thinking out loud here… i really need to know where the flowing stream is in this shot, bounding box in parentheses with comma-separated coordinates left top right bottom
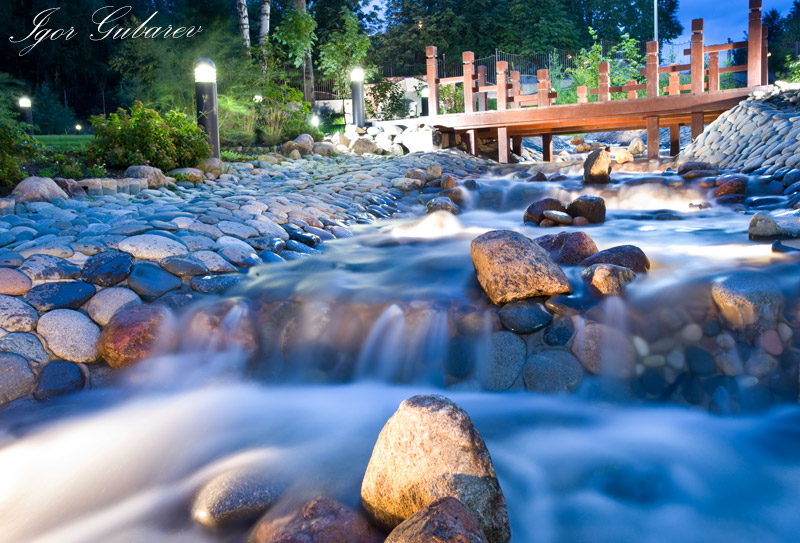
(1, 172, 800, 542)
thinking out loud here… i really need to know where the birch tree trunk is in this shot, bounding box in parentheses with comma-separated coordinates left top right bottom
(259, 0, 270, 44)
(294, 0, 315, 105)
(236, 0, 251, 56)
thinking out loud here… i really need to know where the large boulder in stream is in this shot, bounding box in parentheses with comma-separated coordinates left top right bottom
(361, 395, 510, 543)
(710, 272, 784, 330)
(385, 497, 488, 543)
(471, 230, 571, 305)
(97, 304, 176, 368)
(535, 231, 598, 266)
(578, 245, 650, 274)
(583, 148, 612, 184)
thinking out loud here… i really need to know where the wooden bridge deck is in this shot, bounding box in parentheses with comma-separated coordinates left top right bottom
(423, 0, 771, 163)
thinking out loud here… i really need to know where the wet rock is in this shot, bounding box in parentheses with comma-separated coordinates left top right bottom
(53, 177, 88, 198)
(628, 137, 645, 156)
(85, 287, 141, 326)
(250, 496, 383, 543)
(543, 317, 575, 346)
(81, 251, 134, 286)
(192, 250, 238, 273)
(542, 210, 572, 225)
(191, 467, 284, 529)
(362, 394, 509, 543)
(37, 309, 101, 363)
(578, 245, 650, 274)
(566, 195, 606, 223)
(24, 281, 95, 311)
(426, 197, 460, 214)
(97, 304, 176, 368)
(523, 349, 584, 393)
(190, 274, 243, 294)
(759, 329, 784, 356)
(385, 497, 488, 543)
(11, 177, 69, 203)
(583, 148, 612, 184)
(745, 350, 779, 377)
(352, 137, 381, 156)
(127, 262, 182, 301)
(0, 333, 49, 365)
(470, 230, 571, 305)
(677, 161, 718, 176)
(184, 300, 258, 353)
(0, 268, 31, 296)
(571, 322, 637, 378)
(393, 177, 424, 191)
(0, 353, 35, 405)
(523, 197, 565, 224)
(581, 264, 636, 296)
(480, 331, 527, 391)
(571, 135, 585, 145)
(748, 212, 800, 239)
(711, 272, 783, 330)
(18, 254, 81, 281)
(160, 255, 209, 277)
(535, 231, 598, 266)
(498, 300, 552, 334)
(0, 295, 38, 332)
(713, 177, 746, 197)
(118, 234, 188, 260)
(34, 360, 85, 400)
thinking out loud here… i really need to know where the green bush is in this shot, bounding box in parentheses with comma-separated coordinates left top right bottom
(366, 78, 409, 121)
(0, 120, 41, 185)
(88, 101, 209, 171)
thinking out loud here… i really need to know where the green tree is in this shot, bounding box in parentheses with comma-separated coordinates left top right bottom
(318, 7, 371, 109)
(502, 0, 580, 53)
(568, 29, 645, 99)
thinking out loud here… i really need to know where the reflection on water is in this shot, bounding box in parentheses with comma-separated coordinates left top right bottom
(1, 172, 799, 542)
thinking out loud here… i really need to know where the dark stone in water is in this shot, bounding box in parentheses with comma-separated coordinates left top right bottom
(545, 295, 586, 316)
(702, 320, 721, 337)
(747, 197, 784, 208)
(498, 300, 552, 334)
(716, 194, 746, 205)
(544, 317, 575, 346)
(34, 361, 85, 400)
(566, 195, 606, 223)
(686, 346, 715, 376)
(535, 231, 598, 266)
(446, 336, 477, 379)
(24, 281, 95, 311)
(190, 274, 243, 294)
(590, 464, 669, 505)
(160, 256, 209, 277)
(127, 262, 182, 301)
(578, 245, 650, 273)
(772, 240, 800, 253)
(258, 251, 285, 263)
(153, 291, 202, 311)
(285, 240, 321, 255)
(463, 179, 480, 190)
(81, 251, 134, 286)
(640, 369, 666, 396)
(681, 376, 706, 405)
(524, 197, 565, 224)
(248, 237, 286, 252)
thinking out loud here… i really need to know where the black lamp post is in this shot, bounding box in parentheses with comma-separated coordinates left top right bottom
(194, 58, 220, 159)
(351, 67, 365, 128)
(19, 96, 33, 136)
(421, 86, 429, 117)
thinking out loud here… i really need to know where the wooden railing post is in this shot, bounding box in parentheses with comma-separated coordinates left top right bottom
(477, 65, 488, 111)
(762, 24, 769, 85)
(577, 85, 588, 104)
(691, 19, 705, 95)
(646, 41, 659, 98)
(708, 52, 720, 91)
(463, 51, 475, 114)
(497, 61, 509, 111)
(669, 69, 680, 95)
(537, 69, 550, 108)
(626, 80, 638, 99)
(426, 46, 440, 117)
(598, 62, 610, 102)
(510, 71, 521, 109)
(748, 0, 763, 87)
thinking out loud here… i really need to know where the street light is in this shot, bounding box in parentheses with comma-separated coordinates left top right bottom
(420, 86, 429, 117)
(194, 58, 220, 159)
(19, 96, 33, 136)
(351, 66, 366, 128)
(310, 115, 320, 127)
(654, 0, 659, 45)
(75, 124, 82, 133)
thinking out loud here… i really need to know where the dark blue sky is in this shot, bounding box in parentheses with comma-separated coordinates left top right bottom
(676, 0, 795, 46)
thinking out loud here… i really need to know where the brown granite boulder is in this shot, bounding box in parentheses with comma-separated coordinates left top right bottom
(566, 195, 606, 223)
(583, 148, 612, 184)
(97, 305, 176, 368)
(581, 264, 636, 296)
(385, 497, 488, 543)
(11, 177, 69, 203)
(535, 231, 598, 266)
(523, 197, 566, 224)
(578, 245, 650, 274)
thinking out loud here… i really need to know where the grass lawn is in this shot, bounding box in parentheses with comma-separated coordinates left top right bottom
(35, 135, 94, 151)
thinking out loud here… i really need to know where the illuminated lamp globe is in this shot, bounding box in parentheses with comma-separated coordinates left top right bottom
(350, 67, 365, 83)
(194, 58, 217, 83)
(19, 96, 31, 108)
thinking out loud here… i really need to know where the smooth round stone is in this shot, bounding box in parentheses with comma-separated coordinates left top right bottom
(192, 250, 238, 273)
(98, 305, 176, 369)
(37, 309, 101, 363)
(681, 323, 704, 343)
(190, 274, 243, 294)
(745, 351, 778, 377)
(19, 241, 75, 259)
(127, 262, 182, 301)
(160, 256, 209, 277)
(685, 346, 716, 376)
(0, 352, 36, 405)
(18, 254, 81, 281)
(285, 240, 321, 255)
(0, 295, 38, 332)
(24, 281, 96, 312)
(218, 246, 262, 267)
(118, 234, 188, 260)
(217, 220, 259, 239)
(542, 210, 573, 225)
(778, 322, 793, 343)
(34, 361, 85, 400)
(247, 237, 286, 253)
(642, 354, 666, 368)
(191, 468, 284, 529)
(479, 331, 527, 391)
(258, 251, 285, 263)
(498, 300, 553, 334)
(0, 253, 23, 267)
(759, 329, 784, 356)
(214, 236, 254, 252)
(710, 272, 783, 330)
(85, 287, 142, 326)
(543, 317, 575, 346)
(177, 234, 216, 252)
(0, 268, 32, 295)
(0, 332, 49, 365)
(523, 349, 584, 393)
(81, 251, 135, 287)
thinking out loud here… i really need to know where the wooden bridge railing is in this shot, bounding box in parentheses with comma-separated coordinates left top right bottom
(423, 0, 767, 162)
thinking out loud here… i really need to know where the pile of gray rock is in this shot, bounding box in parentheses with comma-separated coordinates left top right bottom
(278, 124, 441, 160)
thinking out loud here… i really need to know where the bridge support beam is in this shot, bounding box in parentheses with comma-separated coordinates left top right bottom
(466, 130, 477, 156)
(542, 134, 553, 162)
(646, 116, 660, 159)
(691, 112, 705, 140)
(498, 127, 510, 163)
(512, 136, 523, 157)
(669, 125, 681, 156)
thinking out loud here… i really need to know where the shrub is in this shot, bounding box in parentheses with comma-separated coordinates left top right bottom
(0, 120, 41, 185)
(366, 78, 409, 121)
(439, 83, 465, 114)
(88, 101, 210, 171)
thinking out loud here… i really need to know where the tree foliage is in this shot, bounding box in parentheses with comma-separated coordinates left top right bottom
(318, 8, 371, 98)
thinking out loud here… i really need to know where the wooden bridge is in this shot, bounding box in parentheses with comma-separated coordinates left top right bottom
(424, 0, 772, 163)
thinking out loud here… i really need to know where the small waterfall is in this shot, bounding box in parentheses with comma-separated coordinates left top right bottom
(355, 304, 408, 381)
